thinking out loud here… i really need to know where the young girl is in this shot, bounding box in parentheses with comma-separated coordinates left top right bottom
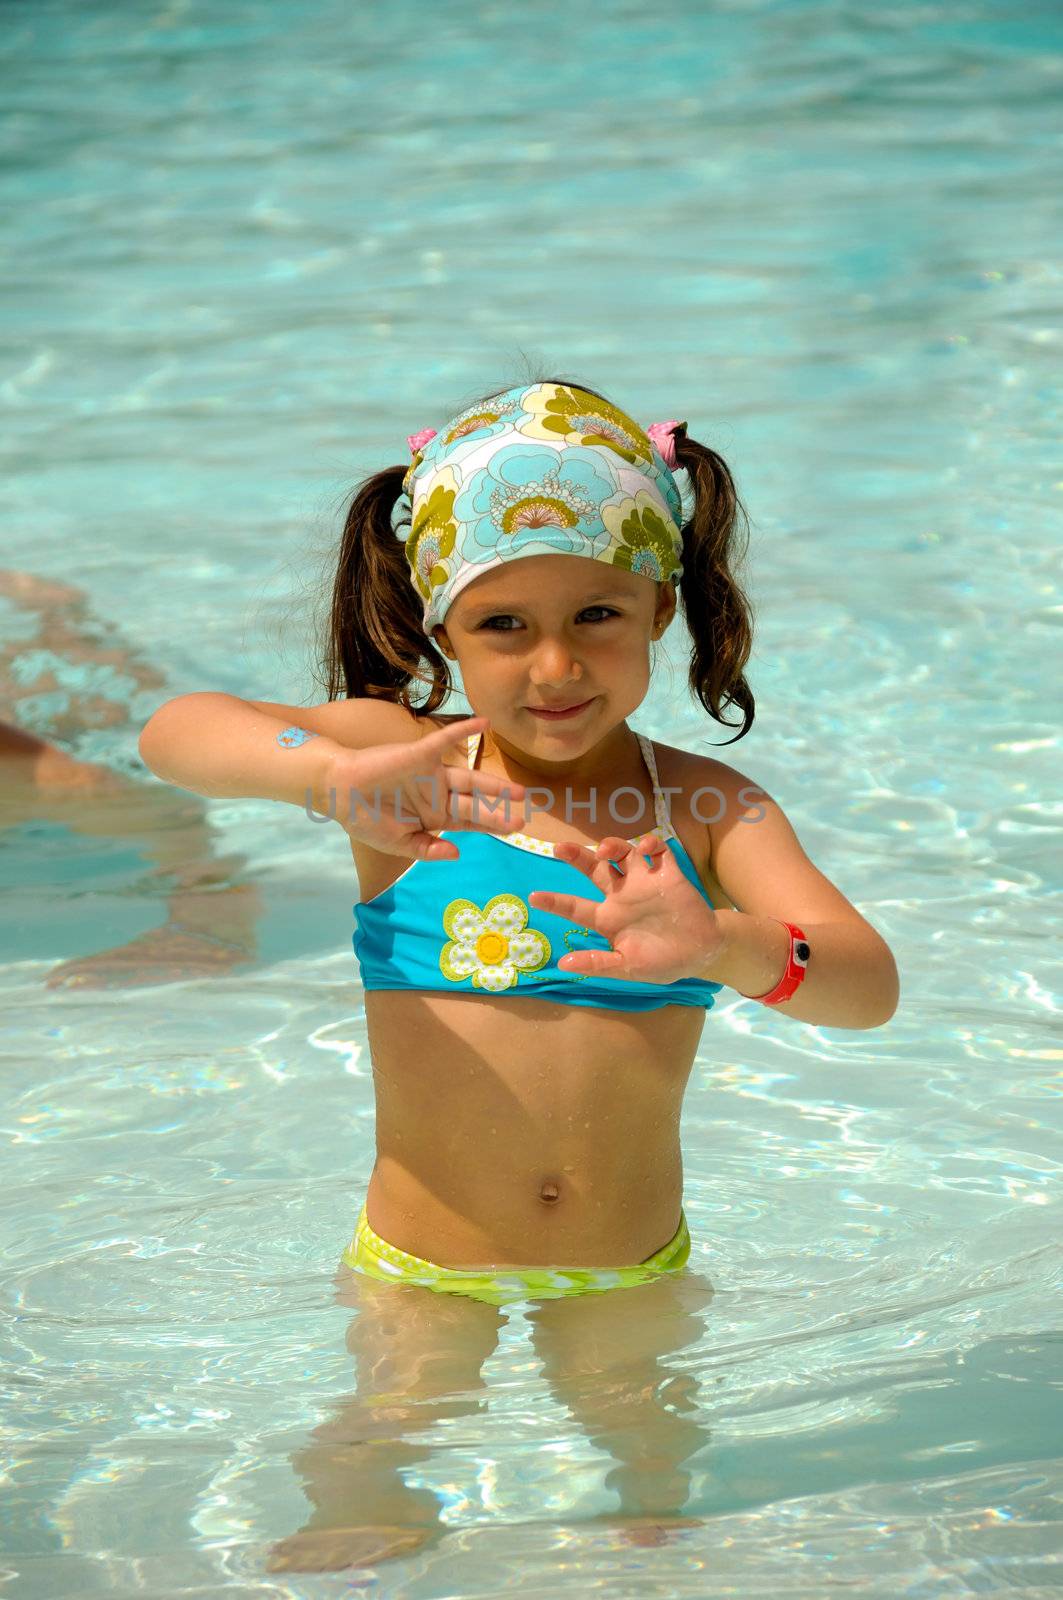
(140, 377, 899, 1308)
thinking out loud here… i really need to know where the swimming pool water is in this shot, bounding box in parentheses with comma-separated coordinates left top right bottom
(1, 0, 1061, 1594)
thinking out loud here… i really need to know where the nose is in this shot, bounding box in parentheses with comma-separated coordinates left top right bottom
(528, 636, 584, 688)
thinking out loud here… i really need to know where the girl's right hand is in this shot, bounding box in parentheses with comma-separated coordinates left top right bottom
(313, 715, 528, 861)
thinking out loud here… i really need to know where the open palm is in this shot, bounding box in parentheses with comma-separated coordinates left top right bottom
(528, 832, 723, 985)
(322, 715, 528, 862)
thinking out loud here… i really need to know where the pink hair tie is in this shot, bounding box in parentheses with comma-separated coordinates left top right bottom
(406, 426, 438, 455)
(645, 419, 686, 470)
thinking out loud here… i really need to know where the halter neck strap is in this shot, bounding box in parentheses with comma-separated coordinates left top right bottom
(464, 728, 676, 839)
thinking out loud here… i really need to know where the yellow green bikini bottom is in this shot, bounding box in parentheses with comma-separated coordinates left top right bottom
(341, 1203, 691, 1307)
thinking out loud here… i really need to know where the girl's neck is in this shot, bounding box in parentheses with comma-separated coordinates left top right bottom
(477, 720, 640, 791)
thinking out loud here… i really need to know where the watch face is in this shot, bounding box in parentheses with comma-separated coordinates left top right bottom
(795, 941, 810, 964)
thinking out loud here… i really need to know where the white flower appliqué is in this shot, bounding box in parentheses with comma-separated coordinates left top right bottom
(439, 893, 551, 992)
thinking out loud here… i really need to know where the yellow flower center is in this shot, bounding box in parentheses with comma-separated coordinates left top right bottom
(476, 931, 509, 965)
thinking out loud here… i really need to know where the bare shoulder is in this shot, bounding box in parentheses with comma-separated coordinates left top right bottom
(647, 735, 768, 826)
(654, 736, 863, 927)
(650, 736, 761, 792)
(662, 740, 777, 823)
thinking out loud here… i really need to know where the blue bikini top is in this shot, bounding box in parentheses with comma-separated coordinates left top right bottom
(352, 729, 724, 1014)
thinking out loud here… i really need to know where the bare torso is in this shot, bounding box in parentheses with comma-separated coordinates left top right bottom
(350, 713, 737, 1269)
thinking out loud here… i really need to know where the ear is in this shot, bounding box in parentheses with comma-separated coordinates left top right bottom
(652, 581, 677, 638)
(432, 625, 455, 659)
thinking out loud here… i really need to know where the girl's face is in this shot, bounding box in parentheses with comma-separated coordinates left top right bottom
(433, 555, 676, 756)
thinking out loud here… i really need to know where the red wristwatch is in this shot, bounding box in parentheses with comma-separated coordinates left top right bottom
(743, 921, 810, 1006)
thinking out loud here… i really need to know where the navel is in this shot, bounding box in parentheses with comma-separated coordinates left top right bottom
(538, 1178, 561, 1205)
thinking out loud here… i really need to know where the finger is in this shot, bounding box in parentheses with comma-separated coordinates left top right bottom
(635, 832, 668, 868)
(410, 831, 460, 861)
(409, 769, 525, 830)
(591, 838, 638, 886)
(401, 774, 452, 832)
(596, 836, 634, 859)
(388, 716, 502, 783)
(610, 832, 665, 857)
(527, 889, 602, 925)
(445, 767, 528, 802)
(557, 950, 627, 976)
(363, 816, 459, 859)
(418, 713, 488, 743)
(446, 792, 526, 832)
(416, 715, 496, 761)
(550, 839, 605, 878)
(437, 770, 528, 831)
(554, 838, 633, 889)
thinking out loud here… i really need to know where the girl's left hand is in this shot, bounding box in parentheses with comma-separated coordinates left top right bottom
(528, 833, 727, 985)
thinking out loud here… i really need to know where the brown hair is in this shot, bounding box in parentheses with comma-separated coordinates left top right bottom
(318, 374, 755, 743)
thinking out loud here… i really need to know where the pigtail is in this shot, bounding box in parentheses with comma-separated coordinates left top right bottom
(672, 427, 756, 744)
(322, 464, 452, 714)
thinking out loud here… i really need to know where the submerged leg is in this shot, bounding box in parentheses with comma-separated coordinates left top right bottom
(267, 1270, 505, 1574)
(0, 569, 262, 985)
(529, 1267, 715, 1539)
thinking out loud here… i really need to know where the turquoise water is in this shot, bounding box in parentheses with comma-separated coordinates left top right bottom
(2, 0, 1061, 1593)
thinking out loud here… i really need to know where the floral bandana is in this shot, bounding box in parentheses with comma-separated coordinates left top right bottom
(396, 382, 687, 632)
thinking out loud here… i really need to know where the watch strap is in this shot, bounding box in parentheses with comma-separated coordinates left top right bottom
(743, 921, 810, 1006)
